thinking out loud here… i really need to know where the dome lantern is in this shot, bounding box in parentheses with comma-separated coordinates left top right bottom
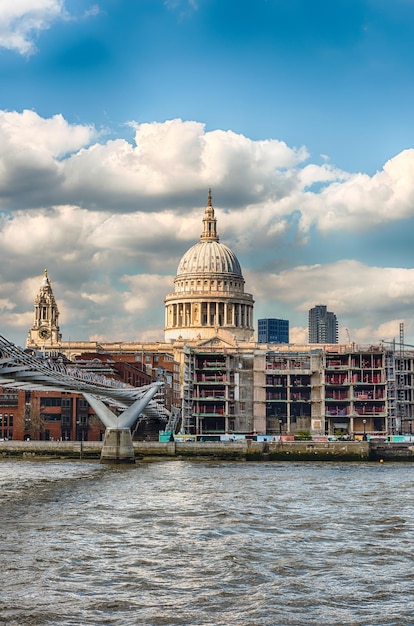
(200, 188, 219, 242)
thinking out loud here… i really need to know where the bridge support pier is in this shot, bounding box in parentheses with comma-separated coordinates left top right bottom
(83, 385, 162, 464)
(101, 428, 135, 464)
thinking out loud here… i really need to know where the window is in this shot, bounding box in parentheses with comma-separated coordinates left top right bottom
(43, 414, 61, 422)
(41, 398, 62, 407)
(0, 393, 18, 407)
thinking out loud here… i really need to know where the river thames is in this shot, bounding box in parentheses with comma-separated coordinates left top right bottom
(1, 459, 413, 625)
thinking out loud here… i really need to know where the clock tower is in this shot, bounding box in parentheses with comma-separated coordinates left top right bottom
(26, 269, 62, 349)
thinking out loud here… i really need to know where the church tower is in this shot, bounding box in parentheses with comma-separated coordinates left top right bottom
(26, 269, 62, 349)
(164, 191, 254, 343)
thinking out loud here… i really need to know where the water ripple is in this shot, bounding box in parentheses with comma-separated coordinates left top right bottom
(1, 460, 414, 625)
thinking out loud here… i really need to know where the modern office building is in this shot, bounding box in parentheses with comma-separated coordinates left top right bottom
(258, 318, 289, 344)
(308, 305, 338, 344)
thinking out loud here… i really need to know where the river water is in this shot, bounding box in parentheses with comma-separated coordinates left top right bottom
(0, 459, 413, 626)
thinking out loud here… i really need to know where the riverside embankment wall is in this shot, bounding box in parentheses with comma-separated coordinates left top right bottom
(0, 439, 374, 462)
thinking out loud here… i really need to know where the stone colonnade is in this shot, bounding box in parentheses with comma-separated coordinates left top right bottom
(165, 300, 253, 330)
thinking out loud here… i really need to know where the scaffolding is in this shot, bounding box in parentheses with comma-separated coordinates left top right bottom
(385, 343, 397, 434)
(182, 346, 195, 433)
(397, 322, 406, 434)
(382, 323, 414, 434)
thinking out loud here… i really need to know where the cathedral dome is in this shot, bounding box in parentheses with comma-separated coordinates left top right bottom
(175, 191, 243, 280)
(164, 190, 254, 344)
(176, 240, 242, 278)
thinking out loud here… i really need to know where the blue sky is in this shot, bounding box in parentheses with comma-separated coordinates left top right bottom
(1, 0, 414, 347)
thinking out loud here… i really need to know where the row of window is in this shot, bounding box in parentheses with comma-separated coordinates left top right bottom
(0, 394, 18, 407)
(0, 414, 14, 426)
(41, 398, 62, 407)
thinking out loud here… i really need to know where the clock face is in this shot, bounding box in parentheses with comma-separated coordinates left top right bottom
(39, 327, 51, 339)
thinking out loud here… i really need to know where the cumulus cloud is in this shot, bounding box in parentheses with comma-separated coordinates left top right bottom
(62, 272, 168, 343)
(0, 113, 310, 212)
(0, 1, 64, 55)
(62, 119, 307, 210)
(0, 110, 96, 209)
(299, 150, 414, 233)
(253, 259, 414, 314)
(251, 260, 414, 345)
(0, 1, 99, 55)
(1, 110, 414, 346)
(121, 274, 174, 313)
(2, 111, 414, 241)
(0, 109, 95, 156)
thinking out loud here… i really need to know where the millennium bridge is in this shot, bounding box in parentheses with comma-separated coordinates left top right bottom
(0, 335, 170, 463)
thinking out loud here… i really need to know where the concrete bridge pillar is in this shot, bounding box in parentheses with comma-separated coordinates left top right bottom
(100, 428, 135, 464)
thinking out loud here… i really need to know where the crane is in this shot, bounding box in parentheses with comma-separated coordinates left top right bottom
(380, 340, 414, 349)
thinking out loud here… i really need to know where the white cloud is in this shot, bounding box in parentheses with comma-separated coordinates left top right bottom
(0, 109, 95, 156)
(289, 326, 308, 344)
(299, 150, 414, 233)
(250, 260, 414, 344)
(122, 119, 307, 198)
(120, 274, 174, 313)
(2, 112, 414, 241)
(1, 110, 414, 347)
(0, 1, 100, 55)
(0, 0, 66, 55)
(253, 259, 414, 311)
(0, 113, 309, 210)
(0, 110, 96, 208)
